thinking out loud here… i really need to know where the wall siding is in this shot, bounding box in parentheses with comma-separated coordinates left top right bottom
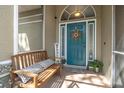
(45, 6, 56, 59)
(101, 6, 112, 83)
(0, 6, 14, 61)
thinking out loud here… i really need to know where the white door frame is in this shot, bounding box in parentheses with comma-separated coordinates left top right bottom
(59, 19, 96, 69)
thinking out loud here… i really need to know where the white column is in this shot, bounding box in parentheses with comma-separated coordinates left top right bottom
(13, 5, 18, 54)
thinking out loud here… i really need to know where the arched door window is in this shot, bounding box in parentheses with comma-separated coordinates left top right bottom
(60, 5, 96, 21)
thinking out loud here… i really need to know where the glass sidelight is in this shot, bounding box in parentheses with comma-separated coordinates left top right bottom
(88, 21, 95, 61)
(60, 24, 66, 58)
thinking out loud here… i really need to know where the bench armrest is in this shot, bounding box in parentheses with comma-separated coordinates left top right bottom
(12, 70, 38, 77)
(12, 70, 38, 87)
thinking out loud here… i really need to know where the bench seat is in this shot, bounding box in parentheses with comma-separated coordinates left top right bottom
(19, 64, 60, 88)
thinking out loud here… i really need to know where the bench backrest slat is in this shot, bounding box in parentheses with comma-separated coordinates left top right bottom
(11, 51, 48, 70)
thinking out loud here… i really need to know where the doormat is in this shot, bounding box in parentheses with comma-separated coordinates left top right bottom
(64, 67, 83, 73)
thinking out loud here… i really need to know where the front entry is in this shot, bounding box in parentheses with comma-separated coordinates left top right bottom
(58, 20, 95, 68)
(67, 22, 86, 66)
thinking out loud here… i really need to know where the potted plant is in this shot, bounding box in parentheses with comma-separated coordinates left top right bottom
(88, 61, 95, 71)
(93, 60, 103, 72)
(61, 58, 66, 64)
(88, 59, 103, 73)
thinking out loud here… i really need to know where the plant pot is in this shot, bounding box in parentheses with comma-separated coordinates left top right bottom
(95, 67, 99, 72)
(89, 66, 94, 71)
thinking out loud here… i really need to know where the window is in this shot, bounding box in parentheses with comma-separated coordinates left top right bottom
(18, 5, 44, 52)
(60, 5, 96, 21)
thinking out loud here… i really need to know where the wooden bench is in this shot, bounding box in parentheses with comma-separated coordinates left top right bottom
(11, 50, 61, 88)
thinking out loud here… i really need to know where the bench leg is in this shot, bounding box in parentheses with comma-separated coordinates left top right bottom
(56, 67, 62, 78)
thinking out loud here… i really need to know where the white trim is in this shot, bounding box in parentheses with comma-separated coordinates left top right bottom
(43, 5, 46, 50)
(86, 21, 88, 67)
(19, 13, 43, 20)
(93, 22, 95, 59)
(13, 5, 18, 54)
(60, 19, 96, 24)
(19, 20, 42, 25)
(65, 23, 67, 64)
(111, 5, 115, 87)
(94, 19, 97, 59)
(60, 17, 96, 24)
(113, 51, 124, 55)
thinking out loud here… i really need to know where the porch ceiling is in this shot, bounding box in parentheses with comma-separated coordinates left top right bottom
(19, 5, 42, 13)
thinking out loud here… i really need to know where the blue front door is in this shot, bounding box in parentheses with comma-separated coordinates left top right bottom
(67, 22, 86, 66)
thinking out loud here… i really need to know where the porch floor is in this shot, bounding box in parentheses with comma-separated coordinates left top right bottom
(43, 67, 111, 88)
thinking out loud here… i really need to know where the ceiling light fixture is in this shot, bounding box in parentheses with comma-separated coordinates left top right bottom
(74, 12, 81, 17)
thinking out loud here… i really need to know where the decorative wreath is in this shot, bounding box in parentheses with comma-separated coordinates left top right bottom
(72, 29, 80, 40)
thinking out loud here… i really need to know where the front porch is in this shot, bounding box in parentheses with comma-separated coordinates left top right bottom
(0, 5, 113, 88)
(43, 67, 110, 88)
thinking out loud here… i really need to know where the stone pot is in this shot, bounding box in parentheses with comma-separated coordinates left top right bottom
(95, 67, 99, 72)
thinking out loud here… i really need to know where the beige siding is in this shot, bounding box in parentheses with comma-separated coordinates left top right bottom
(94, 6, 102, 60)
(0, 6, 14, 61)
(101, 6, 112, 82)
(56, 5, 66, 42)
(45, 5, 56, 59)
